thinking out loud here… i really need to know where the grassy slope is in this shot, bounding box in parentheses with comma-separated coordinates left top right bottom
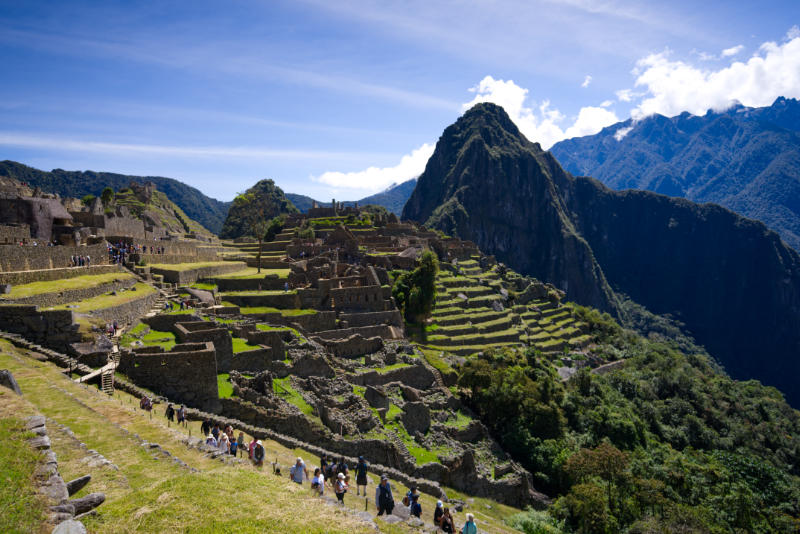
(147, 261, 239, 271)
(0, 341, 521, 533)
(5, 272, 135, 299)
(52, 283, 156, 313)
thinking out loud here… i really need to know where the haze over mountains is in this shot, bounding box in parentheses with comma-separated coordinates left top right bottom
(403, 102, 800, 406)
(551, 97, 800, 250)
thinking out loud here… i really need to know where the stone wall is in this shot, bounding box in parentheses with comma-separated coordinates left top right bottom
(338, 310, 403, 328)
(174, 321, 234, 372)
(0, 265, 121, 285)
(228, 348, 273, 373)
(141, 313, 203, 332)
(222, 292, 301, 309)
(83, 288, 158, 326)
(312, 333, 384, 358)
(2, 276, 136, 308)
(214, 276, 286, 292)
(0, 223, 30, 244)
(0, 243, 109, 272)
(117, 342, 221, 413)
(0, 305, 81, 349)
(313, 324, 396, 341)
(330, 285, 391, 312)
(149, 262, 244, 284)
(349, 363, 437, 390)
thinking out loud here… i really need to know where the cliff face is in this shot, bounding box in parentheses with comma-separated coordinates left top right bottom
(550, 97, 800, 250)
(403, 102, 800, 405)
(404, 103, 618, 313)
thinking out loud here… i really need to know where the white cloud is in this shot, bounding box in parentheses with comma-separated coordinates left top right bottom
(581, 75, 593, 88)
(0, 132, 376, 161)
(614, 126, 633, 141)
(462, 76, 619, 147)
(616, 88, 635, 102)
(314, 143, 434, 192)
(787, 25, 800, 40)
(627, 31, 800, 119)
(721, 45, 744, 57)
(600, 100, 614, 108)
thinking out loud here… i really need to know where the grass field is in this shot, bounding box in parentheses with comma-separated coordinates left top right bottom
(0, 341, 524, 534)
(214, 268, 291, 279)
(4, 272, 135, 299)
(148, 261, 243, 272)
(52, 283, 156, 313)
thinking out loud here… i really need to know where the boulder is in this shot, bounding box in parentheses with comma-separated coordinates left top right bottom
(400, 385, 421, 402)
(67, 493, 105, 515)
(0, 283, 11, 294)
(364, 385, 389, 410)
(0, 369, 21, 395)
(52, 519, 87, 534)
(291, 353, 335, 378)
(401, 402, 431, 435)
(66, 475, 91, 497)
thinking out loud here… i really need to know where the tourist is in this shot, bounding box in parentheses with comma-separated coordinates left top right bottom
(248, 436, 257, 459)
(290, 457, 308, 484)
(441, 507, 455, 533)
(177, 405, 186, 427)
(460, 513, 477, 534)
(335, 472, 348, 504)
(229, 436, 238, 456)
(434, 500, 444, 527)
(253, 440, 265, 466)
(165, 403, 175, 422)
(284, 281, 289, 292)
(311, 467, 325, 496)
(211, 423, 220, 440)
(410, 494, 422, 518)
(336, 456, 349, 479)
(375, 475, 394, 516)
(206, 434, 217, 448)
(236, 432, 245, 457)
(218, 433, 230, 454)
(224, 424, 234, 439)
(86, 255, 90, 266)
(320, 454, 329, 475)
(354, 455, 368, 496)
(200, 419, 211, 437)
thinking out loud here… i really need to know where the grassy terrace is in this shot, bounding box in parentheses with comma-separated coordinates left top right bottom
(220, 290, 297, 296)
(52, 283, 156, 313)
(147, 261, 242, 271)
(3, 272, 135, 299)
(0, 343, 384, 534)
(231, 337, 261, 353)
(214, 268, 291, 279)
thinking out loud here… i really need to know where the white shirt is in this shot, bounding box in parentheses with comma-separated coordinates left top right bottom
(312, 474, 325, 494)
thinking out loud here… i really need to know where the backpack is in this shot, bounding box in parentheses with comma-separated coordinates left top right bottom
(402, 495, 410, 506)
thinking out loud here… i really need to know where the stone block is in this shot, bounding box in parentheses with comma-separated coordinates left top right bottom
(364, 385, 389, 410)
(401, 402, 431, 435)
(0, 370, 22, 395)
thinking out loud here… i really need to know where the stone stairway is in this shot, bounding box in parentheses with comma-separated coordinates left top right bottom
(100, 368, 114, 395)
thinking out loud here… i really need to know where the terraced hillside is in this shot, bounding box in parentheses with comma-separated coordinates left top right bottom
(423, 259, 592, 357)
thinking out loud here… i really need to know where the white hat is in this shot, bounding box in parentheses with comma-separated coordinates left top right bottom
(337, 473, 345, 479)
(296, 457, 303, 463)
(256, 440, 263, 446)
(437, 500, 443, 508)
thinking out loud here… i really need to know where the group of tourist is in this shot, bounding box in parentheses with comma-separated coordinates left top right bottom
(164, 403, 187, 427)
(139, 395, 153, 411)
(70, 254, 91, 267)
(201, 420, 246, 457)
(105, 321, 119, 337)
(190, 417, 478, 532)
(106, 241, 171, 265)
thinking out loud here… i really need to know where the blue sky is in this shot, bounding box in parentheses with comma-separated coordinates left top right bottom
(0, 1, 798, 201)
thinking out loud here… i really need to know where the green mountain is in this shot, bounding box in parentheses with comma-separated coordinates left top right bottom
(0, 160, 231, 235)
(219, 179, 298, 239)
(550, 97, 800, 250)
(286, 179, 417, 215)
(403, 102, 800, 407)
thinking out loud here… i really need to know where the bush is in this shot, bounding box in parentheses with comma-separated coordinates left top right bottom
(506, 508, 566, 534)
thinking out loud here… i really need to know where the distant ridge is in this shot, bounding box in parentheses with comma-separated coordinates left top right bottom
(287, 179, 417, 215)
(0, 160, 231, 235)
(403, 101, 800, 406)
(551, 97, 800, 250)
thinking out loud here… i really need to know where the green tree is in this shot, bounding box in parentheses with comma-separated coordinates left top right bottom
(81, 194, 96, 206)
(100, 186, 115, 206)
(391, 250, 438, 323)
(565, 442, 629, 514)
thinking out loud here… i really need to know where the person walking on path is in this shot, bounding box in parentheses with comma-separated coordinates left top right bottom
(252, 440, 265, 466)
(355, 456, 368, 496)
(236, 432, 245, 457)
(176, 405, 186, 427)
(201, 419, 211, 437)
(375, 475, 394, 516)
(410, 494, 422, 518)
(311, 467, 326, 496)
(290, 457, 309, 484)
(460, 513, 478, 534)
(218, 433, 230, 454)
(441, 507, 456, 533)
(335, 473, 348, 504)
(165, 403, 175, 422)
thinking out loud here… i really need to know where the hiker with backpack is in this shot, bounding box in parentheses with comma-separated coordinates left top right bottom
(460, 513, 478, 534)
(375, 475, 394, 516)
(354, 456, 368, 496)
(410, 494, 422, 518)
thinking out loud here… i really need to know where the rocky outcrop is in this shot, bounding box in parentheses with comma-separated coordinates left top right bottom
(403, 102, 800, 406)
(0, 369, 21, 394)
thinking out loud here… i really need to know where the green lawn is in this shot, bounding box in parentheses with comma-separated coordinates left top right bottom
(52, 283, 156, 313)
(0, 413, 47, 533)
(214, 268, 291, 279)
(273, 377, 315, 418)
(5, 272, 135, 299)
(217, 373, 234, 398)
(231, 337, 261, 353)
